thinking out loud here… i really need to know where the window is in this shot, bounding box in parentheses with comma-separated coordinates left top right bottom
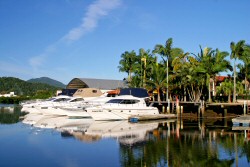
(106, 99, 123, 104)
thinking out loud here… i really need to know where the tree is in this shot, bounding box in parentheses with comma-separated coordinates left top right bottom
(239, 44, 250, 92)
(172, 51, 190, 101)
(191, 46, 215, 102)
(195, 47, 232, 102)
(217, 79, 233, 103)
(153, 38, 182, 100)
(138, 48, 155, 88)
(147, 61, 166, 104)
(118, 50, 137, 84)
(230, 40, 246, 102)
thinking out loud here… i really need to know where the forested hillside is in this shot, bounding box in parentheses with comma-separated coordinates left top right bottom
(27, 77, 66, 88)
(0, 77, 60, 97)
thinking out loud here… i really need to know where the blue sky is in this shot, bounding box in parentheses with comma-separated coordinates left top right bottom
(0, 0, 249, 84)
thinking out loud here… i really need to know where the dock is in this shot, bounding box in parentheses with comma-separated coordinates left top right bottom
(232, 115, 250, 126)
(129, 114, 176, 122)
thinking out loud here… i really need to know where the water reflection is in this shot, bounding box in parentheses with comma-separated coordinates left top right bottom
(0, 105, 23, 124)
(60, 120, 174, 146)
(1, 105, 250, 166)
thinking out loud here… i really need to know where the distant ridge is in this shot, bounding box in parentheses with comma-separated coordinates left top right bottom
(0, 77, 60, 96)
(27, 77, 66, 88)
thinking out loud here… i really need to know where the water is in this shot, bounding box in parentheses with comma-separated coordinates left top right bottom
(0, 105, 250, 167)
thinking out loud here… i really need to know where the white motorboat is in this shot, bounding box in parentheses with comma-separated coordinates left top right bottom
(21, 95, 73, 113)
(84, 95, 159, 121)
(36, 94, 116, 117)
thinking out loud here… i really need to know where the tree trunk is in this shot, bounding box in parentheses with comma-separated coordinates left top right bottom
(184, 87, 187, 102)
(157, 88, 161, 105)
(208, 75, 211, 102)
(228, 94, 231, 103)
(233, 61, 237, 102)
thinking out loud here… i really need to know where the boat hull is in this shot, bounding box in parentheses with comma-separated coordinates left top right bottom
(86, 107, 159, 121)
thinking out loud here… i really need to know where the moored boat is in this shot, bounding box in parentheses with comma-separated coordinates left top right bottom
(85, 95, 159, 121)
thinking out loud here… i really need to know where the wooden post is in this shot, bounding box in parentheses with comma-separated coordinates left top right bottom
(224, 108, 227, 117)
(244, 101, 247, 115)
(177, 106, 180, 116)
(162, 105, 165, 113)
(200, 100, 205, 118)
(224, 116, 228, 127)
(198, 105, 200, 119)
(180, 106, 183, 118)
(167, 99, 170, 113)
(167, 106, 170, 113)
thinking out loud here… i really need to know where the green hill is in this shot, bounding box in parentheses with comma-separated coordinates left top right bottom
(0, 77, 60, 97)
(27, 77, 66, 88)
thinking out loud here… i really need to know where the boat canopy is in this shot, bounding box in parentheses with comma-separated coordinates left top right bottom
(119, 88, 148, 98)
(73, 88, 103, 98)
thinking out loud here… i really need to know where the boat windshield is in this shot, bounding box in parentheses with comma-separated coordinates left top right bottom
(106, 99, 140, 104)
(46, 98, 56, 101)
(70, 98, 84, 102)
(54, 98, 71, 102)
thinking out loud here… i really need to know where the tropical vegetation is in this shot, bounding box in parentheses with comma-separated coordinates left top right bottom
(118, 38, 250, 102)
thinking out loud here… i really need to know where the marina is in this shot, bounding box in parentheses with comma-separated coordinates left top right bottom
(1, 0, 249, 166)
(1, 104, 250, 167)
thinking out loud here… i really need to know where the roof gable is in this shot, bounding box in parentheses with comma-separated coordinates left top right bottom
(67, 78, 127, 90)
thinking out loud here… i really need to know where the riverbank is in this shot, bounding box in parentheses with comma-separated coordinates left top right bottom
(0, 96, 30, 104)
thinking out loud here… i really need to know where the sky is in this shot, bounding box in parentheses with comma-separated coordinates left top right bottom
(0, 0, 250, 84)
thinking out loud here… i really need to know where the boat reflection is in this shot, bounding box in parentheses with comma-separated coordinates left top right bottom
(60, 120, 176, 146)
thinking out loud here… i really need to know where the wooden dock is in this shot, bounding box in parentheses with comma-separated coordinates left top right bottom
(129, 114, 176, 122)
(232, 115, 250, 126)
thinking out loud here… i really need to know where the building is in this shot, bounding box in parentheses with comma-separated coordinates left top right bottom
(59, 78, 127, 96)
(66, 78, 127, 92)
(0, 92, 16, 97)
(210, 76, 228, 96)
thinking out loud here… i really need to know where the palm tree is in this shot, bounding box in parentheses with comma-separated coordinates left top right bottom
(205, 49, 232, 102)
(138, 48, 155, 88)
(147, 61, 166, 104)
(191, 46, 215, 102)
(172, 51, 190, 101)
(153, 38, 182, 101)
(230, 40, 246, 102)
(217, 78, 234, 103)
(118, 50, 137, 84)
(240, 44, 250, 92)
(192, 47, 232, 102)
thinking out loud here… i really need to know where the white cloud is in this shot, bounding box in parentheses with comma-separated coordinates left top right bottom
(62, 0, 121, 42)
(28, 44, 57, 69)
(28, 0, 122, 71)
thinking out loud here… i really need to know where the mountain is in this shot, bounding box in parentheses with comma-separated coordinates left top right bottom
(0, 77, 59, 96)
(27, 77, 66, 88)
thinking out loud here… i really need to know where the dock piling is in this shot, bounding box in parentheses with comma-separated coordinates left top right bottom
(244, 101, 247, 115)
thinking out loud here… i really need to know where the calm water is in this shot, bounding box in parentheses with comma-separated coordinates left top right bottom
(0, 105, 250, 167)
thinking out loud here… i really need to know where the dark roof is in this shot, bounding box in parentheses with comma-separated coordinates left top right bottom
(67, 78, 127, 90)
